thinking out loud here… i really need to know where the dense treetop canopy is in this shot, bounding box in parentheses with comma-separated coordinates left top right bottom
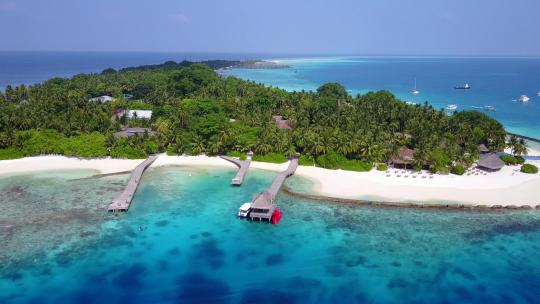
(0, 61, 507, 172)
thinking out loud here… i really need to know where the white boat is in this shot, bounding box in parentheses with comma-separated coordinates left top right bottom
(483, 105, 496, 111)
(537, 91, 540, 97)
(454, 83, 471, 90)
(519, 95, 530, 103)
(446, 104, 458, 110)
(405, 101, 417, 106)
(238, 202, 252, 217)
(411, 78, 419, 95)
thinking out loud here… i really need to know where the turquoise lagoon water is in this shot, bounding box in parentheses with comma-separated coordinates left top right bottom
(1, 166, 540, 303)
(221, 57, 540, 140)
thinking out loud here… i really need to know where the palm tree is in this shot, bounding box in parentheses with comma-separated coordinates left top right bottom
(513, 138, 528, 156)
(508, 135, 518, 154)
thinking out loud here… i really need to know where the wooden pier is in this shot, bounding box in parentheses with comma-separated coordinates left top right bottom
(108, 155, 158, 212)
(219, 152, 253, 186)
(249, 156, 299, 221)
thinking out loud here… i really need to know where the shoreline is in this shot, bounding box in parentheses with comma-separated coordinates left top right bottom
(1, 153, 539, 208)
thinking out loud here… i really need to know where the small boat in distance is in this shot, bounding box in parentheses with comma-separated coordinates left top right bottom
(519, 95, 530, 103)
(454, 83, 471, 90)
(411, 78, 419, 95)
(446, 104, 458, 110)
(483, 105, 496, 111)
(537, 91, 540, 97)
(405, 101, 417, 106)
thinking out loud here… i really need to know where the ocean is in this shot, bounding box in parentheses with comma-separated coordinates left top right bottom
(1, 167, 540, 303)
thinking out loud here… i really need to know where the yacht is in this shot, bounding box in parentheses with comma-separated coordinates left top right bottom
(537, 91, 540, 97)
(446, 104, 458, 111)
(454, 83, 471, 90)
(519, 95, 530, 103)
(411, 78, 419, 95)
(483, 105, 496, 111)
(405, 101, 417, 106)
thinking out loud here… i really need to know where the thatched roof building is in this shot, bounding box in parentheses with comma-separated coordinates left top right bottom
(389, 146, 415, 166)
(272, 115, 292, 129)
(477, 153, 504, 171)
(478, 144, 490, 154)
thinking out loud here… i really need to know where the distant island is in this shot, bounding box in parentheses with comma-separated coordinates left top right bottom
(233, 60, 292, 69)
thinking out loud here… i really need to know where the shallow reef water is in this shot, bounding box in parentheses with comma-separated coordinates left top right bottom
(1, 166, 540, 303)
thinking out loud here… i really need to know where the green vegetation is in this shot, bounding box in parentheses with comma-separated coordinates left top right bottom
(252, 153, 288, 164)
(299, 154, 315, 166)
(316, 152, 373, 172)
(521, 164, 538, 174)
(0, 148, 24, 160)
(500, 155, 525, 165)
(226, 150, 247, 160)
(507, 135, 528, 156)
(0, 61, 507, 169)
(376, 164, 388, 171)
(451, 164, 466, 175)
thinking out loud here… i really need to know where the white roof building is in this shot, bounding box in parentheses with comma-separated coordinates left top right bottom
(89, 95, 114, 103)
(127, 110, 152, 119)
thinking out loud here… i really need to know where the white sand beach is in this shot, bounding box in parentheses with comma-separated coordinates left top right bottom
(1, 150, 540, 207)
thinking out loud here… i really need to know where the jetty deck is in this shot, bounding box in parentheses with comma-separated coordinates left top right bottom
(249, 156, 299, 221)
(220, 152, 253, 186)
(108, 155, 158, 212)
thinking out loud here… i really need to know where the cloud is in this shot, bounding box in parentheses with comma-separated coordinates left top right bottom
(169, 13, 189, 24)
(0, 1, 16, 12)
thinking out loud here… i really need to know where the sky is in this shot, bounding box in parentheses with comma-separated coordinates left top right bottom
(0, 0, 539, 56)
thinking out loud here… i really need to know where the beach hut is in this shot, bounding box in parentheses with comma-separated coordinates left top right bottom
(272, 115, 292, 129)
(479, 144, 490, 154)
(389, 146, 415, 168)
(477, 153, 504, 171)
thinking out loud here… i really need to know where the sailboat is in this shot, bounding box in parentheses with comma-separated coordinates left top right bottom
(411, 78, 419, 95)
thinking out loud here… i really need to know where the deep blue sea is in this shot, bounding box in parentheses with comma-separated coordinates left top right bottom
(221, 56, 540, 140)
(1, 167, 540, 303)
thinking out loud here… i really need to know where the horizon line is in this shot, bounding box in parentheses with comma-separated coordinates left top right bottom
(0, 50, 539, 59)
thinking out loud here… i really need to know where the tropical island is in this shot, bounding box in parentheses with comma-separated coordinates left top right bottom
(0, 60, 539, 207)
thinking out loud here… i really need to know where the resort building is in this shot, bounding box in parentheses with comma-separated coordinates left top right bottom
(477, 153, 504, 171)
(127, 110, 152, 119)
(389, 146, 415, 168)
(89, 95, 114, 103)
(113, 127, 156, 138)
(272, 115, 292, 129)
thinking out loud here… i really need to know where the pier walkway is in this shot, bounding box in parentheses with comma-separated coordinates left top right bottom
(249, 156, 299, 221)
(108, 155, 158, 212)
(219, 152, 253, 186)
